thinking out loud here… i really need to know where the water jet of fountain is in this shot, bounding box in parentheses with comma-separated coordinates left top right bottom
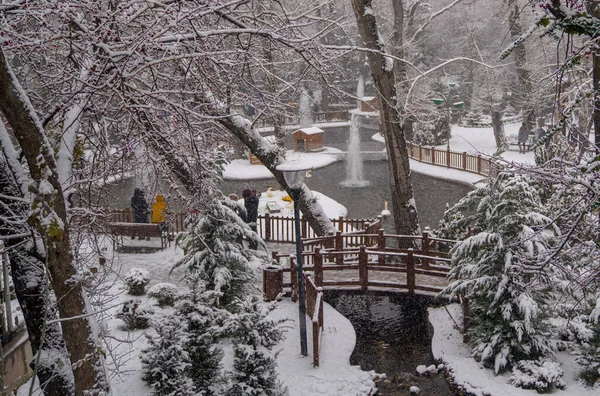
(340, 114, 370, 188)
(299, 90, 312, 128)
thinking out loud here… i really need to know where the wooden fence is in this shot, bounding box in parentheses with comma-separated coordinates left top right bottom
(406, 141, 500, 177)
(304, 274, 324, 367)
(106, 210, 382, 246)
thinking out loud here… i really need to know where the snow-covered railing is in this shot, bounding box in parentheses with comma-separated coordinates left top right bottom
(106, 210, 379, 245)
(259, 214, 378, 244)
(406, 142, 501, 177)
(304, 275, 324, 367)
(280, 231, 455, 296)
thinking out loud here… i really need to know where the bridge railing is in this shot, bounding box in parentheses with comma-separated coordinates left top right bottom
(406, 141, 501, 177)
(304, 275, 324, 367)
(280, 231, 456, 297)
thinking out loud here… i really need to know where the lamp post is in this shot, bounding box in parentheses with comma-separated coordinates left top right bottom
(275, 162, 313, 357)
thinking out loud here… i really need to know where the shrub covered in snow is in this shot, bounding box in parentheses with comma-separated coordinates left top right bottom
(509, 359, 566, 393)
(147, 283, 180, 307)
(222, 297, 287, 396)
(177, 277, 228, 394)
(141, 315, 196, 396)
(439, 173, 557, 373)
(174, 193, 261, 308)
(116, 300, 154, 330)
(123, 267, 151, 295)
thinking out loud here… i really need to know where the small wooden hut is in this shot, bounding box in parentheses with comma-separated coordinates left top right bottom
(359, 96, 379, 113)
(292, 127, 324, 152)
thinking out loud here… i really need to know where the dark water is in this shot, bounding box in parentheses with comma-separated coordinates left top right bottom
(325, 292, 454, 395)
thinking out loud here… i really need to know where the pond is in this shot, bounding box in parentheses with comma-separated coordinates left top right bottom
(325, 291, 455, 395)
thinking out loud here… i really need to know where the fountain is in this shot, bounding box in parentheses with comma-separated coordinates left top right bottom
(299, 90, 312, 128)
(340, 114, 370, 188)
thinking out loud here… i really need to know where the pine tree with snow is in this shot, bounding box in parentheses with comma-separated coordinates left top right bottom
(177, 276, 228, 394)
(174, 192, 263, 308)
(222, 297, 288, 396)
(440, 173, 559, 374)
(141, 315, 196, 396)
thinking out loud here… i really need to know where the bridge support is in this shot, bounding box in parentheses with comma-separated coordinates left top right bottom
(358, 246, 368, 291)
(406, 249, 415, 294)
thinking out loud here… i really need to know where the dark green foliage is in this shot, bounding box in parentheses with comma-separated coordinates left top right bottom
(174, 192, 262, 308)
(440, 173, 558, 373)
(141, 315, 196, 396)
(116, 300, 154, 330)
(177, 277, 228, 394)
(223, 297, 287, 396)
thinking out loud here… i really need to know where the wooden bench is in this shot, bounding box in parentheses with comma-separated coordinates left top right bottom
(108, 222, 168, 250)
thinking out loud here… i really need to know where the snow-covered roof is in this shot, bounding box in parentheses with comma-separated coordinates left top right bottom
(293, 127, 324, 135)
(359, 96, 376, 102)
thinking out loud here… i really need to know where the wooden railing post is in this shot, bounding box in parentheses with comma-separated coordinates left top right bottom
(406, 248, 415, 294)
(358, 246, 368, 291)
(421, 231, 430, 269)
(446, 147, 451, 168)
(461, 295, 470, 343)
(318, 287, 324, 327)
(313, 321, 320, 367)
(301, 218, 308, 238)
(418, 144, 423, 161)
(462, 151, 467, 170)
(377, 229, 386, 266)
(264, 213, 271, 242)
(271, 251, 279, 265)
(431, 146, 436, 164)
(125, 207, 132, 222)
(335, 231, 343, 266)
(477, 154, 482, 174)
(314, 248, 323, 287)
(290, 255, 298, 302)
(338, 216, 344, 232)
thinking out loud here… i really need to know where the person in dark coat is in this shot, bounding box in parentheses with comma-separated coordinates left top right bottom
(242, 188, 259, 232)
(131, 188, 149, 223)
(518, 122, 529, 154)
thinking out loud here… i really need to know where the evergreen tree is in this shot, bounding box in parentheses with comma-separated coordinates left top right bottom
(440, 173, 559, 374)
(222, 297, 287, 396)
(177, 276, 228, 394)
(174, 191, 263, 308)
(141, 315, 196, 396)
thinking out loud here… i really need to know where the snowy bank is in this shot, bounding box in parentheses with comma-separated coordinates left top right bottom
(429, 304, 595, 396)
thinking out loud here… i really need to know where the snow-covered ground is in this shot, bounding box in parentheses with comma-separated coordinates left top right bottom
(223, 148, 342, 180)
(16, 238, 377, 395)
(371, 122, 536, 186)
(430, 305, 595, 396)
(256, 189, 347, 219)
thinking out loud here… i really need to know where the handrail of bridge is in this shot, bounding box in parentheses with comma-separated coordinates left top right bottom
(278, 232, 457, 298)
(405, 141, 501, 177)
(304, 275, 323, 367)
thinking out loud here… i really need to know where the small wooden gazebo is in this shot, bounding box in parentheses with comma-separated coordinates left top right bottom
(292, 127, 324, 152)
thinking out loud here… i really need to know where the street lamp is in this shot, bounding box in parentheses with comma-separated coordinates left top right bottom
(275, 162, 313, 357)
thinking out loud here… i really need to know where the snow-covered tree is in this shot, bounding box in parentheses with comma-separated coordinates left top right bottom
(141, 315, 196, 396)
(440, 173, 559, 374)
(222, 297, 287, 396)
(174, 192, 261, 308)
(176, 277, 228, 395)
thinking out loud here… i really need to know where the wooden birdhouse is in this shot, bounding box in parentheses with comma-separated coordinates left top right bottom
(292, 127, 324, 152)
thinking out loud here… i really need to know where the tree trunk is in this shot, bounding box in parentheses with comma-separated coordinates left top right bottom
(351, 0, 420, 243)
(0, 152, 74, 395)
(491, 110, 507, 152)
(508, 0, 534, 128)
(0, 47, 108, 396)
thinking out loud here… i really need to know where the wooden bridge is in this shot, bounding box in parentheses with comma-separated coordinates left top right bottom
(265, 229, 462, 367)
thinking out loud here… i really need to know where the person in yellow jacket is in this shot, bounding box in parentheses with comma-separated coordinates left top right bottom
(151, 194, 168, 227)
